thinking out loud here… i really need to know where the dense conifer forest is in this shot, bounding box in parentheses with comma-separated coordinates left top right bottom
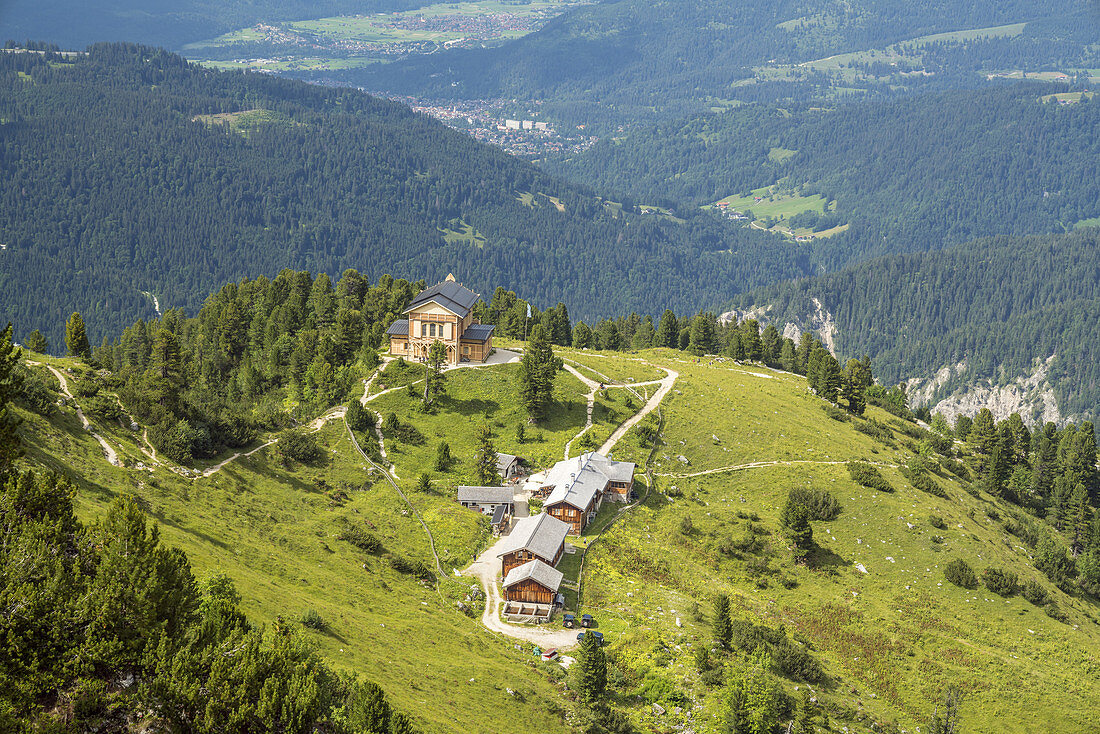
(550, 84, 1100, 270)
(0, 44, 807, 350)
(735, 229, 1100, 419)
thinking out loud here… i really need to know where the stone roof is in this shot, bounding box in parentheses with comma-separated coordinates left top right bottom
(543, 452, 636, 511)
(496, 513, 568, 562)
(461, 323, 495, 342)
(496, 452, 518, 473)
(406, 279, 480, 317)
(502, 559, 564, 592)
(385, 319, 409, 337)
(456, 486, 515, 504)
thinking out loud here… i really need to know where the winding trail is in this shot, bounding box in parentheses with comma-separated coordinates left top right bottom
(36, 363, 122, 467)
(656, 458, 900, 479)
(598, 367, 678, 456)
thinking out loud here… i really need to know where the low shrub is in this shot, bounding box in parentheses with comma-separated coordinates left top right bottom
(928, 514, 947, 530)
(944, 559, 978, 589)
(846, 461, 894, 493)
(1022, 579, 1050, 606)
(339, 523, 382, 554)
(300, 608, 327, 631)
(982, 567, 1018, 596)
(278, 429, 323, 464)
(787, 487, 841, 521)
(911, 471, 947, 498)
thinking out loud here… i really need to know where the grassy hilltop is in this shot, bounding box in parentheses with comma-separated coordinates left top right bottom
(10, 343, 1100, 732)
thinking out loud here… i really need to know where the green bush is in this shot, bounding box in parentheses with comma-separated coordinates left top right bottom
(338, 523, 382, 554)
(944, 559, 978, 589)
(1022, 579, 1050, 606)
(846, 461, 894, 493)
(787, 487, 841, 520)
(911, 471, 947, 498)
(278, 429, 323, 464)
(299, 608, 327, 631)
(982, 567, 1018, 596)
(928, 514, 947, 529)
(822, 404, 849, 422)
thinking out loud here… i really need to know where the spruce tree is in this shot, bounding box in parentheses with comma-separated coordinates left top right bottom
(632, 315, 656, 349)
(713, 593, 732, 649)
(655, 310, 679, 349)
(572, 322, 592, 349)
(473, 424, 500, 486)
(575, 631, 608, 705)
(739, 320, 762, 361)
(781, 493, 814, 562)
(0, 323, 24, 476)
(65, 312, 91, 360)
(518, 324, 560, 421)
(424, 340, 447, 407)
(24, 329, 48, 354)
(760, 324, 781, 365)
(795, 332, 815, 374)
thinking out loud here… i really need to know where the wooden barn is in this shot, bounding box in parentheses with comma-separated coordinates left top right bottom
(502, 559, 564, 605)
(496, 513, 569, 577)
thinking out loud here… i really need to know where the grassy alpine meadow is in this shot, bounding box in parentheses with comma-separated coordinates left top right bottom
(571, 354, 1100, 733)
(370, 361, 590, 476)
(711, 185, 831, 221)
(12, 362, 572, 734)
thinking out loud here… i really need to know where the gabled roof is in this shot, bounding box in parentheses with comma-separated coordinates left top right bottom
(461, 324, 495, 342)
(496, 452, 518, 473)
(502, 559, 564, 592)
(405, 279, 480, 318)
(386, 319, 409, 337)
(496, 513, 568, 562)
(543, 452, 636, 511)
(457, 486, 514, 505)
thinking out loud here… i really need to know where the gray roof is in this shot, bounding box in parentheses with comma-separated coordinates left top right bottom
(461, 323, 495, 342)
(496, 452, 518, 473)
(543, 452, 636, 511)
(491, 505, 507, 525)
(457, 486, 515, 504)
(386, 319, 409, 337)
(496, 513, 568, 561)
(502, 559, 564, 592)
(406, 280, 480, 317)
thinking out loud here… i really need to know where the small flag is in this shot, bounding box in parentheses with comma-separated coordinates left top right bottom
(526, 303, 532, 319)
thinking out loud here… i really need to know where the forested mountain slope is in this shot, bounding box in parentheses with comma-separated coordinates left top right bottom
(735, 228, 1100, 421)
(0, 44, 805, 349)
(550, 84, 1100, 270)
(356, 0, 1087, 127)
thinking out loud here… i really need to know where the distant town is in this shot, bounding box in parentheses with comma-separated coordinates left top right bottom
(369, 93, 599, 158)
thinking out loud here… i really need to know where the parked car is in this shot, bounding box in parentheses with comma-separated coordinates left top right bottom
(563, 613, 575, 628)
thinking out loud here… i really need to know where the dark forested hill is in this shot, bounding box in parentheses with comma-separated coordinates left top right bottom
(0, 0, 429, 50)
(550, 84, 1100, 270)
(354, 0, 1088, 128)
(736, 229, 1100, 420)
(0, 44, 807, 349)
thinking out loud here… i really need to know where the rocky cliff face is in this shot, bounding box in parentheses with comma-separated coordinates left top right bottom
(908, 355, 1066, 426)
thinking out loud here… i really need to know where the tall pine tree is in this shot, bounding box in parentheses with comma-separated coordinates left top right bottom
(65, 312, 91, 360)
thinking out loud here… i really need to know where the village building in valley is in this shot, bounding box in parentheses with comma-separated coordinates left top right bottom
(385, 274, 494, 364)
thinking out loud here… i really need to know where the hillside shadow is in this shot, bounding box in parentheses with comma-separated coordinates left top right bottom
(808, 543, 848, 572)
